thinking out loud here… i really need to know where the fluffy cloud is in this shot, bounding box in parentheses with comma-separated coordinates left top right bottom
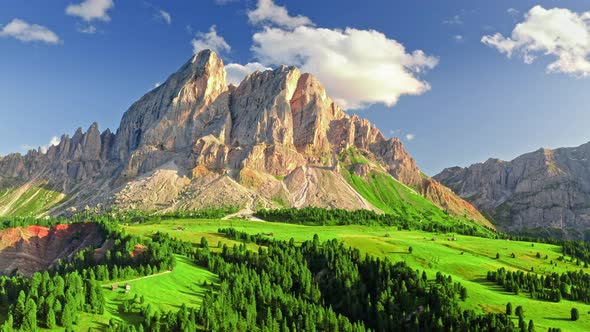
(159, 10, 172, 25)
(0, 19, 61, 44)
(405, 133, 415, 141)
(22, 136, 60, 154)
(482, 6, 590, 77)
(192, 25, 231, 54)
(251, 26, 438, 109)
(226, 62, 271, 85)
(66, 0, 114, 22)
(243, 0, 437, 109)
(248, 0, 313, 29)
(454, 35, 464, 43)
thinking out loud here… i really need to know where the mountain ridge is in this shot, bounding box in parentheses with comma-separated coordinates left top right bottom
(0, 50, 491, 228)
(435, 141, 590, 237)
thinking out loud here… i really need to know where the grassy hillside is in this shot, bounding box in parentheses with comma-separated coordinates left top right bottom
(0, 183, 64, 217)
(341, 166, 494, 231)
(70, 255, 217, 331)
(339, 147, 493, 229)
(122, 218, 590, 331)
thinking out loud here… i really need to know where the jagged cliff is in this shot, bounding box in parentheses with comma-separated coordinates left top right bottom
(0, 50, 491, 227)
(435, 142, 590, 237)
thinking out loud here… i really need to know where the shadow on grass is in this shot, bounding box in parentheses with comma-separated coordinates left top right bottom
(90, 321, 109, 331)
(544, 317, 571, 321)
(473, 278, 518, 296)
(106, 291, 144, 326)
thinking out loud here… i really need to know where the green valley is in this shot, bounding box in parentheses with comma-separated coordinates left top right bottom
(118, 217, 590, 331)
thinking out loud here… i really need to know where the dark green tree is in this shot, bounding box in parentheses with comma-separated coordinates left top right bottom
(571, 308, 579, 321)
(515, 305, 523, 319)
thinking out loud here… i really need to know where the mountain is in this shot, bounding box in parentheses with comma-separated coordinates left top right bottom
(435, 142, 590, 238)
(0, 50, 491, 228)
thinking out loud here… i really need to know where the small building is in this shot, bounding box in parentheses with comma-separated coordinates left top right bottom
(112, 285, 119, 291)
(125, 284, 131, 293)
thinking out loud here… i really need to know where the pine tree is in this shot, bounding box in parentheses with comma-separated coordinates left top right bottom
(46, 308, 56, 329)
(460, 287, 468, 301)
(22, 298, 37, 332)
(515, 305, 524, 319)
(527, 320, 535, 332)
(506, 302, 513, 315)
(13, 291, 25, 327)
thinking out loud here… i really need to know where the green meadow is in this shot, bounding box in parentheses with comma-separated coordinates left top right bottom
(122, 218, 590, 331)
(68, 255, 217, 332)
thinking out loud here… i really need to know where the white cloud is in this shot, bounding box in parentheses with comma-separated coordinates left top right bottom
(454, 35, 464, 43)
(242, 0, 437, 109)
(22, 136, 60, 154)
(79, 25, 97, 34)
(482, 6, 590, 77)
(405, 133, 415, 141)
(159, 10, 172, 25)
(481, 33, 517, 56)
(443, 15, 463, 25)
(0, 19, 61, 44)
(248, 0, 313, 29)
(507, 8, 519, 17)
(191, 25, 231, 54)
(251, 26, 438, 109)
(225, 62, 271, 85)
(66, 0, 114, 22)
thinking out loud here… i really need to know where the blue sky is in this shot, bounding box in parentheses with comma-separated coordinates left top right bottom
(1, 0, 590, 175)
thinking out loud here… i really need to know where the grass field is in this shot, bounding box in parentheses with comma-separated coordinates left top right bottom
(0, 184, 64, 217)
(124, 218, 590, 331)
(69, 255, 217, 332)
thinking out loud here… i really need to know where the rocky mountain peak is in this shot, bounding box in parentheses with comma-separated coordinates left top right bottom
(0, 50, 492, 229)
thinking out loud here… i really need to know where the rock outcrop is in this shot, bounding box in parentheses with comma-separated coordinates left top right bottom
(0, 223, 103, 276)
(0, 50, 490, 228)
(435, 143, 590, 237)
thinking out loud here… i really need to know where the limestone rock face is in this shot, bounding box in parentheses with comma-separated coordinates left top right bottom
(0, 50, 488, 227)
(370, 137, 422, 187)
(113, 50, 228, 160)
(435, 143, 590, 237)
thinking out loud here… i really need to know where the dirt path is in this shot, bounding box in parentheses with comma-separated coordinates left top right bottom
(102, 270, 172, 287)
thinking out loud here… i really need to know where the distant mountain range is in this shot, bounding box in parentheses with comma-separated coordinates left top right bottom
(435, 142, 590, 238)
(0, 50, 490, 228)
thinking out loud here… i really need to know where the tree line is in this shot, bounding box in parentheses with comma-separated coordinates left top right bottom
(488, 267, 590, 304)
(255, 207, 492, 237)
